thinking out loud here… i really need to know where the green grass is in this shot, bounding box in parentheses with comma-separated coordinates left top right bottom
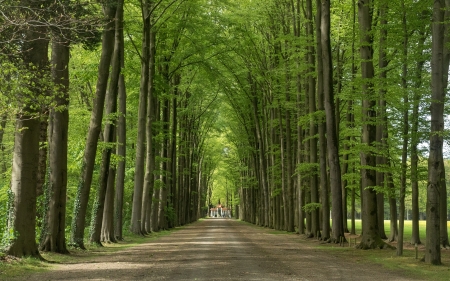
(350, 219, 450, 243)
(0, 229, 176, 280)
(253, 219, 450, 280)
(2, 220, 450, 280)
(321, 220, 450, 281)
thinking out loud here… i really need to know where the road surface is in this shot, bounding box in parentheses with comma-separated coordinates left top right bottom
(9, 218, 418, 280)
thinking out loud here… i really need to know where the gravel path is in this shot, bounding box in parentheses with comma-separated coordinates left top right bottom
(8, 218, 419, 280)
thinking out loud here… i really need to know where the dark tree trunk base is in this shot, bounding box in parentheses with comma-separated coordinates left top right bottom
(356, 237, 395, 250)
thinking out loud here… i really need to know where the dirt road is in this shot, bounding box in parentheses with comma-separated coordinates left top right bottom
(11, 219, 418, 280)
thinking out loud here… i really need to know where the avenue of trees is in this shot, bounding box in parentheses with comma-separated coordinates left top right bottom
(0, 0, 449, 266)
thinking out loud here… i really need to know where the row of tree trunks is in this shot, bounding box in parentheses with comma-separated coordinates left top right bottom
(70, 1, 117, 249)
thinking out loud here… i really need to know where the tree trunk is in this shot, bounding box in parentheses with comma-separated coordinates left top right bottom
(0, 115, 6, 177)
(397, 0, 409, 256)
(71, 3, 117, 249)
(142, 28, 156, 233)
(376, 0, 388, 240)
(439, 0, 450, 249)
(410, 10, 427, 245)
(321, 0, 344, 243)
(89, 1, 122, 245)
(425, 0, 445, 265)
(316, 0, 330, 241)
(101, 164, 117, 243)
(251, 80, 269, 228)
(7, 0, 49, 258)
(306, 0, 319, 238)
(356, 0, 390, 250)
(297, 96, 305, 235)
(387, 170, 398, 242)
(439, 158, 449, 247)
(130, 0, 151, 235)
(39, 29, 70, 254)
(114, 0, 127, 241)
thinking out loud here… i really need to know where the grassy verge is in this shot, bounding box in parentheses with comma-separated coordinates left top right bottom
(243, 219, 450, 280)
(0, 229, 176, 280)
(318, 220, 450, 281)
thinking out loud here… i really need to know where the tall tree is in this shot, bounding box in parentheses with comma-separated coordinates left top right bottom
(90, 0, 123, 245)
(114, 0, 127, 241)
(306, 0, 320, 238)
(357, 0, 389, 249)
(425, 0, 445, 264)
(7, 0, 50, 258)
(130, 0, 152, 236)
(316, 0, 330, 241)
(321, 0, 344, 243)
(70, 1, 117, 249)
(39, 6, 71, 253)
(375, 0, 388, 241)
(100, 0, 125, 244)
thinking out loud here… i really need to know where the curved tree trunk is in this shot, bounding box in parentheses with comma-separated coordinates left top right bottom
(89, 0, 122, 245)
(70, 3, 117, 249)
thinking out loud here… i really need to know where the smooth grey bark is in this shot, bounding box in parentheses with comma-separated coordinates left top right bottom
(306, 0, 319, 238)
(70, 3, 117, 249)
(357, 0, 390, 250)
(130, 0, 151, 235)
(278, 103, 288, 230)
(387, 169, 399, 242)
(101, 163, 117, 243)
(316, 0, 330, 241)
(251, 81, 269, 228)
(142, 28, 156, 233)
(321, 0, 344, 243)
(114, 0, 127, 241)
(425, 0, 445, 265)
(284, 85, 295, 232)
(397, 0, 408, 256)
(103, 0, 124, 245)
(89, 0, 122, 245)
(169, 78, 178, 228)
(39, 31, 70, 254)
(439, 0, 450, 249)
(439, 158, 449, 247)
(410, 9, 427, 245)
(376, 0, 388, 240)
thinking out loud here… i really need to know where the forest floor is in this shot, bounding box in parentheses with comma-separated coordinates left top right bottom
(2, 218, 447, 281)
